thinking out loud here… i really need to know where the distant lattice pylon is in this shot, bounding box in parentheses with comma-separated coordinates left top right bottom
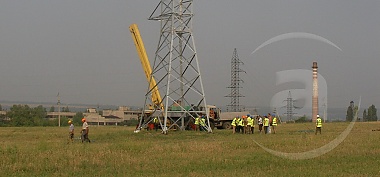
(283, 91, 297, 121)
(225, 48, 245, 112)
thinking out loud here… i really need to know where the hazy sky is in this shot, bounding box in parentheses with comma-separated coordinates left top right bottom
(0, 1, 379, 113)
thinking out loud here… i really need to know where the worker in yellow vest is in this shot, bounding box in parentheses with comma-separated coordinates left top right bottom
(238, 116, 244, 134)
(272, 115, 277, 134)
(200, 116, 206, 131)
(194, 116, 200, 131)
(246, 115, 252, 134)
(263, 116, 270, 134)
(315, 114, 322, 135)
(250, 115, 255, 134)
(231, 116, 238, 134)
(153, 117, 159, 131)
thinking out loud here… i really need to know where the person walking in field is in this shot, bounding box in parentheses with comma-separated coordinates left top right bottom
(315, 114, 322, 135)
(258, 115, 263, 134)
(81, 118, 91, 143)
(263, 116, 269, 134)
(68, 120, 74, 143)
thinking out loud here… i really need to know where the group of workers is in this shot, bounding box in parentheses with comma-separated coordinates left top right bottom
(146, 113, 322, 134)
(68, 118, 91, 143)
(231, 113, 323, 135)
(147, 116, 207, 131)
(193, 116, 208, 131)
(231, 113, 278, 134)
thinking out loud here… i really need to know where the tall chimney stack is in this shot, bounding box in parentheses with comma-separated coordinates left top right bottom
(312, 61, 319, 122)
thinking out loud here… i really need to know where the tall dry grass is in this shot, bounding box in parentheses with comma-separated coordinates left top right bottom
(0, 122, 380, 176)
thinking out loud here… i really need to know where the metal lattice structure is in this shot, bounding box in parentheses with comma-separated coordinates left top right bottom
(284, 91, 297, 121)
(225, 48, 245, 112)
(136, 0, 211, 134)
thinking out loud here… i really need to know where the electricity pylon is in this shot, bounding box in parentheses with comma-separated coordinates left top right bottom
(136, 0, 211, 134)
(225, 48, 245, 112)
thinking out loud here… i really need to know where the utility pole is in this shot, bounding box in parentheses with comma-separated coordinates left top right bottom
(57, 92, 61, 127)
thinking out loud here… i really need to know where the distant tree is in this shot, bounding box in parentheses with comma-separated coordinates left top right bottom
(8, 105, 32, 126)
(61, 106, 70, 112)
(346, 105, 354, 122)
(73, 112, 84, 125)
(49, 106, 55, 112)
(367, 105, 378, 121)
(31, 105, 47, 126)
(295, 115, 309, 123)
(363, 109, 367, 121)
(7, 104, 47, 126)
(0, 104, 5, 126)
(0, 104, 2, 111)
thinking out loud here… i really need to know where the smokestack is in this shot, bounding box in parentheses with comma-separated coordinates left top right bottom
(312, 61, 319, 122)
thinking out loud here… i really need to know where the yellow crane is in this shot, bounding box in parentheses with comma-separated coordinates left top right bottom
(129, 24, 164, 111)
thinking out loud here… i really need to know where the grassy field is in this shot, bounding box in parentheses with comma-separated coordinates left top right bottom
(1, 122, 380, 177)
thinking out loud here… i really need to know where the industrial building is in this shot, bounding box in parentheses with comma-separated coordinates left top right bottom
(46, 106, 140, 125)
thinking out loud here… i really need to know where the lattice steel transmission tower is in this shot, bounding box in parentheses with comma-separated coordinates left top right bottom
(225, 48, 245, 112)
(136, 0, 211, 134)
(284, 91, 297, 121)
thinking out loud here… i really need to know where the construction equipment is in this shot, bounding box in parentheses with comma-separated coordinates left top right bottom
(129, 24, 164, 111)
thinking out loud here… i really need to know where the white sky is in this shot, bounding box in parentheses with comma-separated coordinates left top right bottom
(0, 1, 379, 114)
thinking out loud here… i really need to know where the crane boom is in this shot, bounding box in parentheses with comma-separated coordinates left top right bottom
(129, 24, 164, 110)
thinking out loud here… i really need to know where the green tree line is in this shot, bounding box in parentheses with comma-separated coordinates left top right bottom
(0, 104, 83, 127)
(346, 102, 378, 122)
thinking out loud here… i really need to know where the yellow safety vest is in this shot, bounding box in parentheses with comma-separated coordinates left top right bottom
(272, 117, 277, 126)
(200, 118, 206, 126)
(195, 117, 200, 125)
(238, 118, 244, 126)
(264, 118, 269, 126)
(316, 118, 322, 127)
(247, 117, 252, 126)
(153, 117, 159, 124)
(231, 118, 237, 126)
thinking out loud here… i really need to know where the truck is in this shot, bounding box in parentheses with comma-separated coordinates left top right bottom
(212, 110, 251, 129)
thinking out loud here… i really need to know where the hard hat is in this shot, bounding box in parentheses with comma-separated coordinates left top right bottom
(82, 118, 86, 122)
(247, 114, 250, 117)
(317, 115, 320, 118)
(68, 120, 72, 124)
